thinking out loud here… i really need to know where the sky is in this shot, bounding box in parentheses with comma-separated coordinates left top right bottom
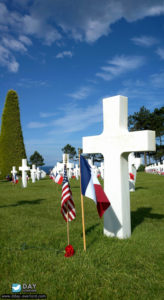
(0, 0, 164, 166)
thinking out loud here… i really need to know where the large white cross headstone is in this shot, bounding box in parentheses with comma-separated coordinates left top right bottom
(83, 95, 156, 239)
(19, 159, 30, 188)
(30, 164, 36, 183)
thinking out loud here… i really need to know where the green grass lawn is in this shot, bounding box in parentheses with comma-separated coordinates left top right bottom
(0, 173, 164, 300)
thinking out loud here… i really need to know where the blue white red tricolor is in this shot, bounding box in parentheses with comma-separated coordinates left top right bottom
(80, 155, 110, 218)
(61, 164, 76, 222)
(12, 174, 18, 184)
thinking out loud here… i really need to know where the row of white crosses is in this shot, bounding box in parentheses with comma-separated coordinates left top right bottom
(145, 161, 164, 175)
(82, 95, 156, 239)
(52, 154, 80, 179)
(11, 159, 46, 187)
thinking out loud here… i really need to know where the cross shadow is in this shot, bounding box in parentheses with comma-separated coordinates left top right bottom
(0, 199, 45, 208)
(135, 186, 148, 191)
(72, 186, 80, 188)
(0, 180, 12, 183)
(85, 223, 100, 235)
(131, 207, 164, 232)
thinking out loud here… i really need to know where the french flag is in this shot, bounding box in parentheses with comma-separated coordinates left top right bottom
(12, 174, 18, 184)
(55, 174, 63, 185)
(80, 155, 110, 218)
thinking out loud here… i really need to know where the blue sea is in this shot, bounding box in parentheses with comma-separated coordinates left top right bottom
(41, 166, 54, 174)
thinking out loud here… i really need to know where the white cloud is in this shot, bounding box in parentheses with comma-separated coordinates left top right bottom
(96, 55, 145, 81)
(2, 36, 27, 52)
(156, 47, 164, 59)
(56, 51, 73, 59)
(1, 1, 164, 46)
(67, 86, 91, 100)
(40, 112, 57, 118)
(22, 0, 164, 43)
(131, 36, 158, 47)
(22, 15, 41, 35)
(145, 5, 164, 16)
(19, 35, 32, 46)
(122, 79, 145, 87)
(9, 60, 19, 73)
(17, 78, 48, 88)
(0, 3, 9, 24)
(150, 72, 164, 88)
(27, 101, 102, 133)
(27, 122, 49, 128)
(22, 14, 61, 45)
(49, 102, 102, 134)
(117, 75, 164, 109)
(0, 45, 19, 72)
(1, 0, 164, 72)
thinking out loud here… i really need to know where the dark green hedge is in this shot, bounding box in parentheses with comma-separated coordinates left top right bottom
(0, 90, 26, 179)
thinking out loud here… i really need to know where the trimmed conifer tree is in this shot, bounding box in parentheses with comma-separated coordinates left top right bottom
(0, 90, 26, 179)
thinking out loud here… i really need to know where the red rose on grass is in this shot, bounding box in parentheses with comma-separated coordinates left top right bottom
(64, 245, 74, 257)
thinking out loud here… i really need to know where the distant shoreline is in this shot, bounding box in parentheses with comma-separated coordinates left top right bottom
(41, 166, 53, 174)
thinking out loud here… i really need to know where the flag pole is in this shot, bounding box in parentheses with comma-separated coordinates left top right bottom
(65, 154, 70, 245)
(78, 149, 86, 251)
(64, 154, 69, 245)
(67, 208, 70, 245)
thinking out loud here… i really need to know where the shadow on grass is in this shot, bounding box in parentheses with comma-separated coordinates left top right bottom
(135, 186, 148, 190)
(72, 186, 80, 188)
(0, 180, 11, 183)
(0, 198, 45, 208)
(131, 207, 164, 232)
(84, 223, 100, 236)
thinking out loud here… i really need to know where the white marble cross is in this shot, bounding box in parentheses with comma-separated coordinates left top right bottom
(19, 159, 30, 188)
(129, 165, 136, 192)
(83, 95, 156, 239)
(63, 154, 69, 164)
(30, 164, 36, 183)
(36, 167, 41, 180)
(74, 164, 79, 179)
(99, 162, 104, 179)
(11, 166, 17, 177)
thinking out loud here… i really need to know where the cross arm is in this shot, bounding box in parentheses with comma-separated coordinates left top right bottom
(122, 130, 156, 153)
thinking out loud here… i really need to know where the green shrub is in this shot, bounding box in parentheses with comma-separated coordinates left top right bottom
(137, 164, 145, 172)
(0, 90, 26, 179)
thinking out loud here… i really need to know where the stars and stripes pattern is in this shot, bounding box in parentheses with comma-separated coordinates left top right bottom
(61, 164, 76, 222)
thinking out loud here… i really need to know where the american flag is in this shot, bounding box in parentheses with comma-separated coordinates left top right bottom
(61, 164, 76, 222)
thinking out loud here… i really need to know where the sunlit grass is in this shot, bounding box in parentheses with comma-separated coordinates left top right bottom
(0, 173, 164, 300)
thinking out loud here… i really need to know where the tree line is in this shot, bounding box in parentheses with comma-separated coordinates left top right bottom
(128, 106, 164, 165)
